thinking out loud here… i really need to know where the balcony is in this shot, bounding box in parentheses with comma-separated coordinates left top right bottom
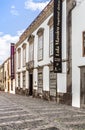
(26, 60, 34, 70)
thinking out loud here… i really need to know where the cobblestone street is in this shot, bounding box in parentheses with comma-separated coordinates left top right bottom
(0, 92, 85, 130)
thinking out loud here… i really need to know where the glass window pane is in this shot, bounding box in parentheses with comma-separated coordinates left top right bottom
(49, 25, 53, 56)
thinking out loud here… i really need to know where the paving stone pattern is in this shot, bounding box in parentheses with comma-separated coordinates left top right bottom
(0, 92, 85, 130)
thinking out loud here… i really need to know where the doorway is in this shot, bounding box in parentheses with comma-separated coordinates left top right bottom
(29, 73, 33, 96)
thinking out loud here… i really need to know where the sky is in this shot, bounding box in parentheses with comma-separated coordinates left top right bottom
(0, 0, 50, 65)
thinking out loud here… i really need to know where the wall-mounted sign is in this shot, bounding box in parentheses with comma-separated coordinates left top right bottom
(11, 43, 15, 79)
(53, 0, 62, 73)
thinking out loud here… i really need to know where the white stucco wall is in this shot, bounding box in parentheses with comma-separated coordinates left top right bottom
(10, 79, 15, 94)
(72, 0, 85, 107)
(33, 69, 38, 90)
(43, 66, 49, 91)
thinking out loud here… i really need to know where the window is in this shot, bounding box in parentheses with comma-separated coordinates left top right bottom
(37, 28, 44, 61)
(48, 16, 53, 57)
(38, 35, 43, 60)
(38, 71, 43, 94)
(49, 70, 56, 96)
(23, 45, 26, 66)
(18, 73, 20, 87)
(18, 49, 21, 69)
(23, 71, 26, 88)
(29, 42, 33, 61)
(7, 60, 9, 76)
(28, 35, 34, 62)
(83, 32, 85, 56)
(49, 25, 53, 56)
(11, 80, 13, 91)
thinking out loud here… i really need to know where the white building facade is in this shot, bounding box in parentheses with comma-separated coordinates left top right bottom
(15, 0, 73, 105)
(72, 0, 85, 107)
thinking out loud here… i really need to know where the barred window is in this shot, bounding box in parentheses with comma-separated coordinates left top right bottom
(11, 80, 13, 91)
(18, 49, 21, 69)
(29, 42, 33, 61)
(49, 25, 53, 56)
(49, 68, 56, 97)
(83, 31, 85, 56)
(23, 71, 26, 88)
(38, 71, 43, 94)
(23, 47, 26, 66)
(18, 73, 20, 87)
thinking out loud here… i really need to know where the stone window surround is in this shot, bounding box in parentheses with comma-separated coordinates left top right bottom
(22, 43, 26, 67)
(17, 48, 21, 69)
(37, 28, 44, 61)
(28, 34, 34, 62)
(47, 16, 53, 57)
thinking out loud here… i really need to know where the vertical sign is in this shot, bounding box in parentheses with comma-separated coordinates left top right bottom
(53, 0, 62, 73)
(11, 43, 15, 79)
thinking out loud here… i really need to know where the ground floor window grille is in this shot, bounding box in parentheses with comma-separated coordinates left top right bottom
(23, 71, 26, 88)
(49, 70, 56, 97)
(11, 80, 13, 91)
(38, 71, 43, 94)
(18, 73, 20, 87)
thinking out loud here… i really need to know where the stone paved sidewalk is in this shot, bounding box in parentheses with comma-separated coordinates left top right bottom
(0, 91, 85, 130)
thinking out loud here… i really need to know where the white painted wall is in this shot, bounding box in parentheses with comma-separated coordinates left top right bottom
(62, 0, 67, 60)
(57, 63, 67, 93)
(72, 0, 85, 107)
(33, 69, 38, 90)
(43, 66, 49, 91)
(10, 79, 15, 94)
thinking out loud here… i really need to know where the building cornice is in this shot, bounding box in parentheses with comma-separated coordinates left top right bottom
(3, 57, 10, 65)
(16, 0, 53, 48)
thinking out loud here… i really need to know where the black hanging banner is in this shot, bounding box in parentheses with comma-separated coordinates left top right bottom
(11, 43, 15, 80)
(53, 0, 62, 73)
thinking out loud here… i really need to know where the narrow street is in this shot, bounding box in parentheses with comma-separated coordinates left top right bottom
(0, 92, 85, 130)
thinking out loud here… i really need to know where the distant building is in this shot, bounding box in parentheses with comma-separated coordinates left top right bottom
(0, 64, 4, 91)
(3, 58, 11, 93)
(3, 57, 15, 94)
